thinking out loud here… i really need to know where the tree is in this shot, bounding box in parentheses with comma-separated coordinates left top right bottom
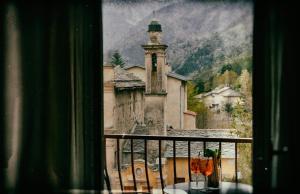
(222, 70, 238, 86)
(220, 64, 232, 74)
(204, 76, 214, 92)
(211, 70, 238, 89)
(238, 69, 252, 110)
(231, 102, 252, 184)
(187, 82, 208, 128)
(110, 51, 125, 67)
(193, 77, 205, 93)
(224, 103, 233, 114)
(231, 63, 243, 75)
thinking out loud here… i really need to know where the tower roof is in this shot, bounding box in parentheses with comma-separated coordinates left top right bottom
(147, 20, 162, 32)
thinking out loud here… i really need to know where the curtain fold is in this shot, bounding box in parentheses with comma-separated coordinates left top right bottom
(0, 1, 103, 194)
(253, 1, 299, 193)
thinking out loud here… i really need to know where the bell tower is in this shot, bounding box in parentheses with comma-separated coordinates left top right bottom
(142, 20, 168, 94)
(142, 20, 168, 135)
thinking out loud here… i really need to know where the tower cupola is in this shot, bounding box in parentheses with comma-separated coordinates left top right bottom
(148, 20, 162, 32)
(147, 20, 162, 44)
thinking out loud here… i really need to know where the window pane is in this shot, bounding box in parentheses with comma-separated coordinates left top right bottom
(103, 0, 253, 191)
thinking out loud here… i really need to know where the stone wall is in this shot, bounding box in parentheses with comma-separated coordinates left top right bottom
(204, 110, 232, 129)
(114, 89, 145, 133)
(144, 95, 166, 135)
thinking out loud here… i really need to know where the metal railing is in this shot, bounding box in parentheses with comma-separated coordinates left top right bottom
(104, 134, 252, 193)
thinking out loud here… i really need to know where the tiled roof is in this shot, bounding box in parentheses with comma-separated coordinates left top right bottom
(122, 127, 237, 159)
(123, 66, 189, 81)
(164, 129, 237, 158)
(194, 86, 241, 99)
(114, 81, 145, 89)
(123, 64, 145, 70)
(167, 72, 190, 81)
(123, 125, 149, 154)
(113, 66, 145, 89)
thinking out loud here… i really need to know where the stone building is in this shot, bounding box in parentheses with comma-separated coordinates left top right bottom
(104, 65, 145, 134)
(104, 20, 196, 135)
(194, 86, 242, 112)
(194, 86, 243, 128)
(104, 20, 197, 190)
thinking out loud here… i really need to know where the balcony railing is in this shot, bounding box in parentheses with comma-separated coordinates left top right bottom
(104, 134, 252, 194)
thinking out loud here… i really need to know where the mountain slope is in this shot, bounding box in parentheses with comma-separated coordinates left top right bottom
(103, 1, 253, 77)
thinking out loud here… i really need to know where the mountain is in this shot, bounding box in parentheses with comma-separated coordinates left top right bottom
(103, 0, 253, 77)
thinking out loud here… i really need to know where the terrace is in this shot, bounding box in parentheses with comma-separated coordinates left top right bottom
(104, 134, 252, 194)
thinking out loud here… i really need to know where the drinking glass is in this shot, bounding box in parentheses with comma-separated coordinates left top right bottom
(190, 157, 201, 189)
(199, 157, 214, 192)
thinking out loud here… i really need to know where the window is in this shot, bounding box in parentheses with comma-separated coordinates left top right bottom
(103, 0, 253, 192)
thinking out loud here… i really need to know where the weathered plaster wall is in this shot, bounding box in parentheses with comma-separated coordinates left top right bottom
(118, 160, 166, 190)
(166, 77, 183, 129)
(144, 95, 166, 135)
(104, 65, 114, 82)
(201, 94, 242, 109)
(165, 158, 236, 185)
(104, 84, 115, 130)
(205, 111, 232, 129)
(184, 112, 196, 129)
(114, 89, 145, 134)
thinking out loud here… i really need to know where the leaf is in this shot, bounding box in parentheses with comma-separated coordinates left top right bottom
(204, 148, 219, 157)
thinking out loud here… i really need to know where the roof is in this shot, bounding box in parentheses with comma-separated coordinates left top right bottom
(123, 64, 145, 70)
(124, 65, 189, 81)
(222, 90, 241, 97)
(164, 129, 237, 158)
(113, 66, 145, 89)
(123, 125, 149, 154)
(184, 110, 197, 116)
(194, 86, 241, 99)
(148, 20, 162, 32)
(167, 72, 190, 81)
(122, 127, 237, 159)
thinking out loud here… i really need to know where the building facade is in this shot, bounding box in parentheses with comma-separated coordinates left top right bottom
(104, 20, 197, 136)
(104, 20, 199, 191)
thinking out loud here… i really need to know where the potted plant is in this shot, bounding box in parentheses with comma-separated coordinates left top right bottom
(204, 148, 221, 188)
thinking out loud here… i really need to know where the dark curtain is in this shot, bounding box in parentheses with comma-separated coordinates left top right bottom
(0, 1, 103, 194)
(253, 1, 299, 193)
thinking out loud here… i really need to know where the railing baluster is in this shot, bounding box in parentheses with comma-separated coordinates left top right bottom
(144, 139, 150, 193)
(203, 141, 207, 155)
(116, 139, 123, 191)
(219, 142, 222, 181)
(104, 170, 111, 194)
(131, 139, 137, 191)
(173, 140, 177, 184)
(104, 139, 111, 192)
(235, 142, 238, 184)
(158, 140, 164, 192)
(188, 141, 191, 182)
(103, 134, 252, 191)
